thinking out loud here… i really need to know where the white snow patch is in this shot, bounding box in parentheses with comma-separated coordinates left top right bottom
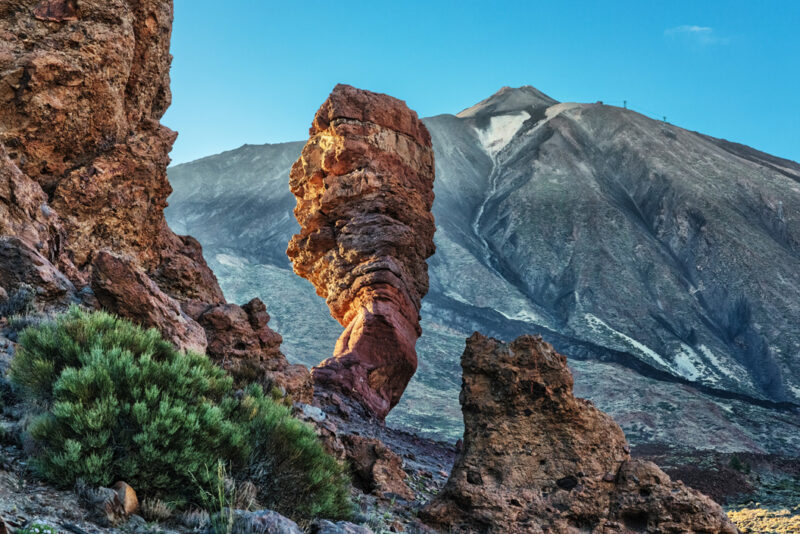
(584, 313, 670, 369)
(674, 344, 702, 380)
(698, 344, 748, 385)
(474, 112, 530, 157)
(215, 253, 250, 269)
(498, 308, 545, 324)
(544, 102, 584, 121)
(715, 402, 734, 414)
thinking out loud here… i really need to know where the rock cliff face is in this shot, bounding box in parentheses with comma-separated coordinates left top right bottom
(422, 333, 738, 533)
(287, 84, 435, 418)
(0, 0, 308, 399)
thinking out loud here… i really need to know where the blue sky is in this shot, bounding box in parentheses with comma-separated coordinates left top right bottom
(164, 0, 800, 165)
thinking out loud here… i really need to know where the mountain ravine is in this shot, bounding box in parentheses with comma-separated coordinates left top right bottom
(166, 86, 800, 453)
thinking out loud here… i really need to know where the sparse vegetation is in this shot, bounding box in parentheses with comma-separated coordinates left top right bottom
(728, 506, 800, 533)
(729, 454, 752, 474)
(195, 461, 236, 534)
(10, 307, 351, 520)
(0, 283, 35, 318)
(140, 497, 175, 522)
(16, 524, 58, 534)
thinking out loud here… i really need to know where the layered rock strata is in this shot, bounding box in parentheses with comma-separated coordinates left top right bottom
(0, 0, 307, 397)
(422, 333, 739, 533)
(287, 84, 435, 418)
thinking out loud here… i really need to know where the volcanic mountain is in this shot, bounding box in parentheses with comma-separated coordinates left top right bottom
(166, 86, 800, 453)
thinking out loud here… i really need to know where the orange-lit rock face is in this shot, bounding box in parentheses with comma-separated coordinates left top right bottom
(288, 84, 435, 418)
(422, 333, 739, 533)
(0, 1, 305, 398)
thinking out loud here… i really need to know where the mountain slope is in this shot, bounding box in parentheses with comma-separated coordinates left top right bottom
(166, 86, 800, 452)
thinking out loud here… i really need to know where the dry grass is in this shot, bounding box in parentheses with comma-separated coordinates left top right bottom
(728, 506, 800, 534)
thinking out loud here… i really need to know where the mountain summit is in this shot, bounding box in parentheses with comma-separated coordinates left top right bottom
(166, 86, 800, 453)
(457, 85, 558, 119)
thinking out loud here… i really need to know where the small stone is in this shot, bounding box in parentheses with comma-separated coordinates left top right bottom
(297, 403, 326, 422)
(603, 472, 616, 482)
(112, 481, 139, 515)
(225, 509, 302, 534)
(308, 519, 374, 533)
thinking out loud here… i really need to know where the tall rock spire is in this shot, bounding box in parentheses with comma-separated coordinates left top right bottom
(288, 84, 436, 418)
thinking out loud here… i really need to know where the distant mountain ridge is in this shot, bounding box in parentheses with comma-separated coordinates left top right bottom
(166, 86, 800, 453)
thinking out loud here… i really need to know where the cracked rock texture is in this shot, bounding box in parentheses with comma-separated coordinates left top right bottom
(0, 0, 307, 396)
(287, 84, 435, 418)
(421, 332, 739, 533)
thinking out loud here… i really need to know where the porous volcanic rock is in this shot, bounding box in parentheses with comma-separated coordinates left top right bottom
(194, 298, 312, 402)
(340, 434, 414, 501)
(287, 84, 435, 418)
(0, 0, 301, 395)
(422, 333, 739, 533)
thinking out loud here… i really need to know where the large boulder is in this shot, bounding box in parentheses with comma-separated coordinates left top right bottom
(91, 250, 207, 353)
(194, 298, 312, 402)
(422, 333, 739, 533)
(287, 84, 435, 418)
(341, 434, 414, 501)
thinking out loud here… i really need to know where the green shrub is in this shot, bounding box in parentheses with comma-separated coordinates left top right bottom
(11, 307, 246, 501)
(10, 307, 351, 520)
(729, 454, 751, 474)
(237, 385, 352, 520)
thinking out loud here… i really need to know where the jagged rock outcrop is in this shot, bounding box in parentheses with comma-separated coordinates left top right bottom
(422, 333, 739, 533)
(91, 250, 208, 353)
(0, 0, 307, 396)
(192, 299, 312, 402)
(287, 84, 435, 418)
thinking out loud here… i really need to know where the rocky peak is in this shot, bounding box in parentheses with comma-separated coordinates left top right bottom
(422, 332, 739, 533)
(287, 84, 436, 419)
(456, 85, 559, 120)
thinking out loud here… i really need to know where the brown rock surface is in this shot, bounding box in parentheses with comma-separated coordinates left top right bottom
(195, 298, 312, 402)
(0, 237, 75, 306)
(422, 333, 739, 534)
(341, 434, 414, 501)
(0, 0, 301, 393)
(91, 250, 207, 353)
(288, 84, 435, 418)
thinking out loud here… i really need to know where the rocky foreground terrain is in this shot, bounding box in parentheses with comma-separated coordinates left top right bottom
(0, 0, 797, 533)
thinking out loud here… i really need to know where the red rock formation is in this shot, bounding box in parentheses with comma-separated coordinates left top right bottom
(288, 84, 435, 418)
(0, 0, 308, 397)
(422, 333, 739, 533)
(91, 251, 207, 354)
